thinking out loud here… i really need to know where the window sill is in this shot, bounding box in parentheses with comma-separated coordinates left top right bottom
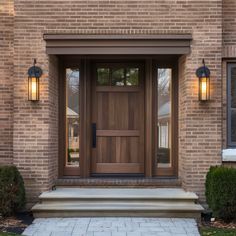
(222, 149, 236, 162)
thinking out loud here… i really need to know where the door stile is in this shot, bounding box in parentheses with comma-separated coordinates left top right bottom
(145, 59, 153, 177)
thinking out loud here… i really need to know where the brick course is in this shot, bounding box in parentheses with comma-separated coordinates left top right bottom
(0, 0, 230, 204)
(0, 0, 14, 165)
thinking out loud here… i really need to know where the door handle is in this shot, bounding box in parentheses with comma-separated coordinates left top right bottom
(92, 123, 96, 148)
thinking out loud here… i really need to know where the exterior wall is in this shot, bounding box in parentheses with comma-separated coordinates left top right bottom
(0, 0, 224, 203)
(0, 1, 14, 165)
(223, 0, 236, 58)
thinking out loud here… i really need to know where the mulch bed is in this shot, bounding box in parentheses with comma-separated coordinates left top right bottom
(0, 212, 34, 235)
(200, 217, 236, 230)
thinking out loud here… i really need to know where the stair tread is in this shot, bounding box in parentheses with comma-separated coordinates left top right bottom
(39, 188, 198, 200)
(32, 203, 204, 211)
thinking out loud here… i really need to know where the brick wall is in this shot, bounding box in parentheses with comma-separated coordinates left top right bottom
(0, 1, 14, 165)
(0, 0, 224, 203)
(223, 0, 236, 58)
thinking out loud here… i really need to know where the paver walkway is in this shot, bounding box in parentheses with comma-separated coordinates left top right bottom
(22, 217, 201, 236)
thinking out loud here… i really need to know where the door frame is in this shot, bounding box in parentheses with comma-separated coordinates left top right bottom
(58, 56, 178, 178)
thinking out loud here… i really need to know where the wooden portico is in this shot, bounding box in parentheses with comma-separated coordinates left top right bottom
(44, 34, 192, 180)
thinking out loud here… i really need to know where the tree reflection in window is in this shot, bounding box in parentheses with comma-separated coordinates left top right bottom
(157, 69, 172, 168)
(66, 68, 80, 167)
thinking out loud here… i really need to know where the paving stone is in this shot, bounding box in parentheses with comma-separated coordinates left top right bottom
(94, 232, 111, 236)
(112, 232, 127, 236)
(168, 227, 186, 234)
(127, 232, 142, 236)
(51, 231, 72, 236)
(22, 217, 200, 236)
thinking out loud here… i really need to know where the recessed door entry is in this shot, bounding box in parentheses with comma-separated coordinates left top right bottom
(91, 63, 145, 175)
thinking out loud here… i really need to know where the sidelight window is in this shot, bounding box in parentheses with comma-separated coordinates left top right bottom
(228, 64, 236, 146)
(157, 68, 172, 168)
(66, 68, 80, 167)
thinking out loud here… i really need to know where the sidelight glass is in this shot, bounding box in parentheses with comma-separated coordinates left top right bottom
(66, 68, 80, 167)
(157, 68, 172, 168)
(228, 64, 236, 145)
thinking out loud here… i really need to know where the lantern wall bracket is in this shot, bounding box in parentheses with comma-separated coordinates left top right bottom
(28, 59, 42, 78)
(196, 59, 210, 78)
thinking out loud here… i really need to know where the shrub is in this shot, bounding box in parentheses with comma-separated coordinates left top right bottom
(205, 166, 236, 222)
(0, 166, 26, 216)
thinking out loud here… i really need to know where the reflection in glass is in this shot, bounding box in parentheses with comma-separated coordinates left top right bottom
(126, 68, 139, 86)
(111, 68, 125, 86)
(97, 68, 110, 85)
(231, 110, 236, 143)
(66, 68, 80, 167)
(231, 67, 236, 108)
(157, 68, 172, 168)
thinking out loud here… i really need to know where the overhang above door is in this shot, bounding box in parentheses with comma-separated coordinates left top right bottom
(43, 34, 192, 55)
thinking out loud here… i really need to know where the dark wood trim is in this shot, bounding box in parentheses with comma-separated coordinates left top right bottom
(58, 59, 65, 177)
(46, 47, 190, 55)
(44, 34, 192, 40)
(44, 34, 191, 55)
(81, 59, 92, 177)
(96, 130, 140, 137)
(95, 163, 144, 174)
(172, 63, 179, 176)
(145, 59, 153, 177)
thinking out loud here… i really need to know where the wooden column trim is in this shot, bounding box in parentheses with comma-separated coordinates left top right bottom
(145, 59, 153, 177)
(80, 59, 91, 177)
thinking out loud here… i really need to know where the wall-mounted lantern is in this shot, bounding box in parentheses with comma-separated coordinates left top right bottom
(196, 59, 210, 101)
(28, 59, 42, 101)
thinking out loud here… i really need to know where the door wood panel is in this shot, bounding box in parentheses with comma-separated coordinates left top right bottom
(91, 63, 145, 175)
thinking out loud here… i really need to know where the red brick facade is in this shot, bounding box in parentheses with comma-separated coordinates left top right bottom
(0, 0, 234, 205)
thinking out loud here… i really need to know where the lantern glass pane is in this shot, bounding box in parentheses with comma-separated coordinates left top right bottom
(199, 77, 210, 101)
(28, 77, 39, 101)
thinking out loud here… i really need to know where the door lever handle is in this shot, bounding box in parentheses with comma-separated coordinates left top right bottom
(92, 123, 96, 148)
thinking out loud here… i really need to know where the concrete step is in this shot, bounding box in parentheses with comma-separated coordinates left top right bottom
(32, 188, 204, 218)
(39, 188, 198, 202)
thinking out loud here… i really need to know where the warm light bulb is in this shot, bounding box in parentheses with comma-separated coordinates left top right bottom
(31, 77, 37, 100)
(201, 78, 207, 100)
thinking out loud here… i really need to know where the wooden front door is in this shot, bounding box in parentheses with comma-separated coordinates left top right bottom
(91, 63, 145, 175)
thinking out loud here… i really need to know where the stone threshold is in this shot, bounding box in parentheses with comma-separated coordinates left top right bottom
(55, 177, 181, 188)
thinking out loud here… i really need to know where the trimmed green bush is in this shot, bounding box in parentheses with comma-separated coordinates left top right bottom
(0, 166, 26, 216)
(205, 166, 236, 222)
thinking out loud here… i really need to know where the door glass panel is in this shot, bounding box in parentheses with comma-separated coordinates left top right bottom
(126, 68, 139, 86)
(97, 68, 110, 86)
(111, 68, 125, 86)
(157, 68, 172, 168)
(66, 68, 80, 167)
